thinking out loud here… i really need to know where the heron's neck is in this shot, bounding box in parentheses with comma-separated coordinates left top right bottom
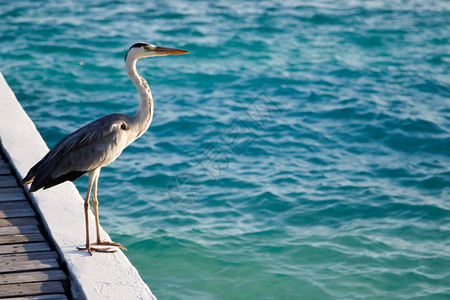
(126, 58, 154, 139)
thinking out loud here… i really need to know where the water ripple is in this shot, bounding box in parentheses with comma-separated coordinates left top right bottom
(1, 0, 449, 299)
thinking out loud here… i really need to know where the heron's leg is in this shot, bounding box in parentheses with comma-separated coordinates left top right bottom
(92, 169, 102, 243)
(91, 169, 127, 251)
(76, 172, 94, 254)
(77, 169, 115, 254)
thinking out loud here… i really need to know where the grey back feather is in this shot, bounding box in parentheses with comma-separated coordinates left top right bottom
(23, 113, 133, 191)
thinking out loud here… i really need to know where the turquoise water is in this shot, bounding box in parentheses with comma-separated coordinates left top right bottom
(1, 0, 449, 298)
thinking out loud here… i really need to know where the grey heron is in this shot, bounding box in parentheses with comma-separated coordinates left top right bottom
(22, 42, 189, 254)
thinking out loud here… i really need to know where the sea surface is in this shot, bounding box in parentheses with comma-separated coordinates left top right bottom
(1, 0, 449, 299)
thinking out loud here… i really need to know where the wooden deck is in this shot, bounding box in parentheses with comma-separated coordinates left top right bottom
(0, 151, 70, 299)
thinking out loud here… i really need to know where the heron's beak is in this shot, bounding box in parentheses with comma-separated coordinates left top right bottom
(154, 46, 189, 56)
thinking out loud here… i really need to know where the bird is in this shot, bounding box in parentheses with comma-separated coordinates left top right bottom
(22, 42, 189, 254)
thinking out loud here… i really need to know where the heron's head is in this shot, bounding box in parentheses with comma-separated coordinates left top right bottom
(125, 42, 189, 62)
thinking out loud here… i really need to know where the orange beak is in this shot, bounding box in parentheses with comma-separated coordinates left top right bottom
(154, 46, 189, 55)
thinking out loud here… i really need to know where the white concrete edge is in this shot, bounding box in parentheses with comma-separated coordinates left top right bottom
(0, 71, 156, 300)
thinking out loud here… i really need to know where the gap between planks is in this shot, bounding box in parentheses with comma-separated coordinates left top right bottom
(0, 281, 66, 298)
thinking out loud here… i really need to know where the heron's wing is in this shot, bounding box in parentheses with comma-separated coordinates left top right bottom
(47, 114, 127, 162)
(23, 113, 130, 191)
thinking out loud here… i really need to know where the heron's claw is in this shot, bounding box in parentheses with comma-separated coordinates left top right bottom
(77, 246, 116, 255)
(93, 240, 127, 251)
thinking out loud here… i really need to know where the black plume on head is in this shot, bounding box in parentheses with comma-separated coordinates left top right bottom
(124, 42, 149, 62)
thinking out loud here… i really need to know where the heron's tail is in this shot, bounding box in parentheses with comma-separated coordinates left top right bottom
(22, 155, 87, 192)
(22, 175, 35, 186)
(22, 165, 39, 186)
(21, 160, 47, 192)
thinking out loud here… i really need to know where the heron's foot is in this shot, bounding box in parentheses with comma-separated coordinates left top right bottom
(93, 240, 127, 251)
(77, 245, 116, 255)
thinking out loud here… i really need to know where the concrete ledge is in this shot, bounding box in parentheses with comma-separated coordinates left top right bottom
(0, 71, 156, 300)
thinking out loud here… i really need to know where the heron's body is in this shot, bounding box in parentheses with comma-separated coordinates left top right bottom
(24, 113, 131, 191)
(22, 42, 188, 254)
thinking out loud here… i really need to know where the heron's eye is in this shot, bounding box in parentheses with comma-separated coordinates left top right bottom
(144, 45, 156, 51)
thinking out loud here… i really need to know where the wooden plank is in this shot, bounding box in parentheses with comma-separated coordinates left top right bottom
(0, 251, 58, 263)
(0, 154, 68, 299)
(0, 258, 59, 273)
(0, 242, 50, 255)
(0, 187, 23, 194)
(0, 167, 11, 175)
(0, 233, 45, 245)
(0, 176, 17, 188)
(0, 225, 40, 235)
(0, 217, 39, 227)
(0, 200, 31, 210)
(0, 269, 67, 285)
(2, 295, 68, 300)
(0, 208, 35, 218)
(0, 281, 65, 298)
(0, 193, 27, 201)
